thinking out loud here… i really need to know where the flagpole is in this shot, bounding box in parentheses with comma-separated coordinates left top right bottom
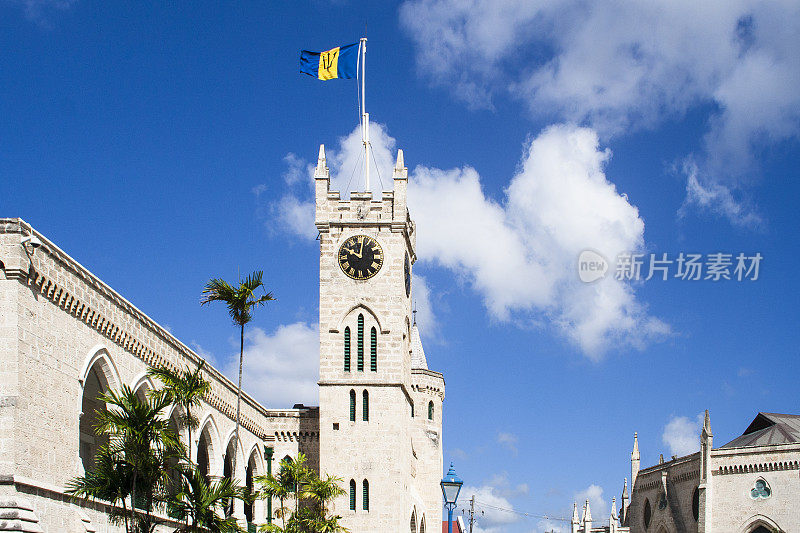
(360, 37, 369, 193)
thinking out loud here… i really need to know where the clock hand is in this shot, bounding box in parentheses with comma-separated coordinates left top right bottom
(343, 247, 362, 258)
(358, 239, 365, 258)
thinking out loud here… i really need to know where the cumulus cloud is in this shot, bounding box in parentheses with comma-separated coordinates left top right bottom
(409, 123, 669, 356)
(575, 485, 608, 522)
(400, 0, 800, 226)
(412, 274, 439, 337)
(662, 413, 704, 457)
(461, 483, 520, 533)
(271, 122, 667, 356)
(224, 322, 319, 408)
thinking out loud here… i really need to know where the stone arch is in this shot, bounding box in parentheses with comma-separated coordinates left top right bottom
(738, 514, 783, 533)
(131, 372, 155, 402)
(196, 414, 221, 479)
(244, 446, 262, 524)
(78, 348, 121, 474)
(334, 304, 389, 334)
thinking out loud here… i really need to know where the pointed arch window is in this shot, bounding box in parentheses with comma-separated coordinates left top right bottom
(370, 327, 377, 371)
(362, 479, 369, 511)
(362, 390, 369, 421)
(411, 400, 415, 418)
(349, 479, 356, 511)
(357, 314, 364, 371)
(349, 390, 356, 421)
(428, 401, 434, 420)
(344, 327, 351, 372)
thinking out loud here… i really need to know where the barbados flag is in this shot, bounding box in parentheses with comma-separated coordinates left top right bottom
(300, 43, 359, 80)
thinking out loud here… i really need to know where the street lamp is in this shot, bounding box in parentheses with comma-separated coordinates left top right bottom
(441, 462, 463, 533)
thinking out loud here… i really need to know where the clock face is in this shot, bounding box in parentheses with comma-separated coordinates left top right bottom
(338, 235, 383, 280)
(404, 253, 411, 297)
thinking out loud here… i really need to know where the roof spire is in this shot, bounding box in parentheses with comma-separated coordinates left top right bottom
(572, 502, 579, 524)
(632, 432, 640, 459)
(611, 497, 617, 519)
(584, 499, 592, 522)
(703, 409, 712, 436)
(314, 144, 329, 179)
(396, 149, 404, 170)
(622, 477, 628, 498)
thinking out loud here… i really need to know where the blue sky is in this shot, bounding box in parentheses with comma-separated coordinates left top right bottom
(3, 1, 800, 531)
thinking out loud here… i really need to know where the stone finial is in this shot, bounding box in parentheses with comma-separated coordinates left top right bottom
(315, 144, 329, 179)
(396, 149, 404, 170)
(584, 499, 592, 522)
(659, 453, 664, 464)
(611, 497, 617, 519)
(702, 409, 712, 436)
(632, 432, 639, 458)
(572, 501, 579, 524)
(622, 477, 628, 498)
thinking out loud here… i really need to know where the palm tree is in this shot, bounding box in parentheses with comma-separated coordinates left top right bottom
(201, 271, 274, 482)
(67, 385, 183, 533)
(255, 453, 348, 533)
(148, 361, 211, 462)
(169, 466, 244, 532)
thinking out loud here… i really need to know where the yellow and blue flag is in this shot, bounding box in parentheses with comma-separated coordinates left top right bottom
(300, 43, 359, 80)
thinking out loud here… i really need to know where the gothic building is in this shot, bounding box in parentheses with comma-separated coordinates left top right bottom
(571, 411, 800, 533)
(0, 145, 443, 532)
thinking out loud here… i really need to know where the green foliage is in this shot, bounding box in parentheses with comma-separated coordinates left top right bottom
(67, 385, 184, 533)
(200, 271, 275, 328)
(168, 466, 245, 532)
(255, 454, 348, 533)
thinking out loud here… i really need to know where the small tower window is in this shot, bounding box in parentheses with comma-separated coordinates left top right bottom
(370, 326, 377, 371)
(643, 499, 651, 529)
(357, 314, 364, 371)
(428, 401, 434, 421)
(411, 400, 415, 418)
(362, 390, 369, 421)
(349, 479, 356, 511)
(344, 327, 351, 372)
(349, 390, 356, 422)
(362, 479, 369, 511)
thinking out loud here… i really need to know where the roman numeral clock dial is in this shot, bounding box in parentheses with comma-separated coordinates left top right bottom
(338, 235, 383, 280)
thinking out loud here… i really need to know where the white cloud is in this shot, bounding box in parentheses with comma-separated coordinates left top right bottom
(461, 483, 520, 533)
(662, 413, 704, 457)
(575, 485, 607, 522)
(497, 432, 519, 455)
(9, 0, 77, 23)
(270, 122, 667, 356)
(400, 0, 800, 226)
(680, 159, 762, 228)
(486, 471, 529, 499)
(409, 123, 669, 357)
(224, 322, 319, 408)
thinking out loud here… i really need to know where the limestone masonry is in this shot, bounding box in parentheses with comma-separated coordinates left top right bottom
(0, 145, 444, 532)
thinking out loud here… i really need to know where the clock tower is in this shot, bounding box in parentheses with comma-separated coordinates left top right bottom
(314, 144, 444, 532)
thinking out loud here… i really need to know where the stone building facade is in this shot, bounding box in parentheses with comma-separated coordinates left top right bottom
(614, 411, 800, 533)
(572, 411, 800, 533)
(315, 146, 444, 532)
(0, 145, 444, 532)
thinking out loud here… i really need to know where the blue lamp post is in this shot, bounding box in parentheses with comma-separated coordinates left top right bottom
(441, 462, 463, 533)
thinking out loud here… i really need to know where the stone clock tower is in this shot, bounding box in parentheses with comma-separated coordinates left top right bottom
(314, 145, 445, 532)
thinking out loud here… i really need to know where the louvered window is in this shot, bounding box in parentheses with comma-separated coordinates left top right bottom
(344, 327, 351, 371)
(357, 314, 364, 371)
(349, 479, 356, 511)
(363, 479, 369, 511)
(362, 390, 369, 421)
(370, 327, 377, 371)
(349, 390, 356, 422)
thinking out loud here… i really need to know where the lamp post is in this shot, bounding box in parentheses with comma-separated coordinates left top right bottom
(441, 462, 463, 533)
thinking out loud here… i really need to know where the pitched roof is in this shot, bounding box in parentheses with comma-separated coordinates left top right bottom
(410, 323, 428, 369)
(721, 412, 800, 448)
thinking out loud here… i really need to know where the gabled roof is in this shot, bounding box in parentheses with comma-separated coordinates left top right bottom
(721, 412, 800, 448)
(410, 323, 428, 369)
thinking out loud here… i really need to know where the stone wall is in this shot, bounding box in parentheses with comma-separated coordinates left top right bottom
(0, 218, 319, 532)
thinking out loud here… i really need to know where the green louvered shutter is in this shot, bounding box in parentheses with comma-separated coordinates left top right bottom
(370, 327, 377, 371)
(349, 390, 356, 422)
(344, 327, 350, 371)
(357, 314, 364, 371)
(363, 479, 369, 511)
(349, 479, 356, 510)
(362, 390, 369, 421)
